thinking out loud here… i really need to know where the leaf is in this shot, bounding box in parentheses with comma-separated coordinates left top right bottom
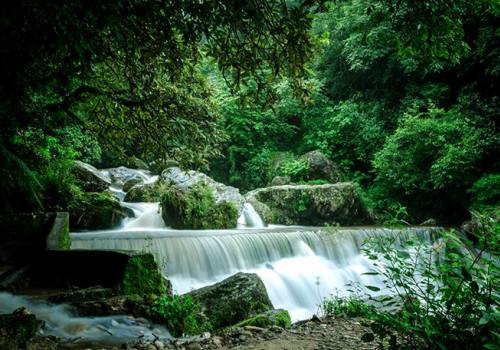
(362, 272, 380, 276)
(365, 285, 381, 292)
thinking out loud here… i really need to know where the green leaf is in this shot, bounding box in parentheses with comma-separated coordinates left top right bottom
(365, 285, 381, 292)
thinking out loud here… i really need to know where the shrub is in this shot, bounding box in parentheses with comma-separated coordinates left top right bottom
(349, 212, 500, 349)
(469, 174, 500, 209)
(149, 295, 211, 337)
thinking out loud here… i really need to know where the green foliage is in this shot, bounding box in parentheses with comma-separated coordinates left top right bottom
(469, 174, 500, 209)
(149, 295, 211, 337)
(121, 255, 167, 297)
(68, 191, 124, 230)
(234, 309, 292, 329)
(347, 213, 500, 349)
(280, 159, 309, 182)
(161, 182, 238, 229)
(322, 293, 375, 318)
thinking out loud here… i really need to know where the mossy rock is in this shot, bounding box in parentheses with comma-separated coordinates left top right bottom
(121, 254, 171, 296)
(124, 181, 162, 202)
(234, 309, 291, 329)
(246, 182, 371, 226)
(72, 160, 111, 192)
(69, 191, 127, 230)
(123, 178, 143, 192)
(188, 272, 273, 329)
(161, 182, 239, 229)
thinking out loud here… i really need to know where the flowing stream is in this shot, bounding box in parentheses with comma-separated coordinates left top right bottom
(70, 172, 436, 321)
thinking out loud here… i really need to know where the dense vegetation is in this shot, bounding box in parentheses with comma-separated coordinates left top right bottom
(0, 1, 498, 220)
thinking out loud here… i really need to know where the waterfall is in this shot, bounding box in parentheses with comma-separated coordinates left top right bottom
(237, 203, 265, 228)
(71, 226, 434, 321)
(0, 292, 171, 343)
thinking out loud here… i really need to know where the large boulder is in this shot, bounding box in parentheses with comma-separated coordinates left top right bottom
(72, 161, 111, 192)
(160, 167, 244, 229)
(162, 167, 244, 206)
(187, 272, 273, 329)
(299, 150, 342, 183)
(69, 192, 129, 230)
(245, 182, 371, 226)
(101, 166, 153, 187)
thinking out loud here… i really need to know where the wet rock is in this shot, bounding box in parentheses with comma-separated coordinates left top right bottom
(299, 150, 342, 183)
(73, 161, 111, 192)
(0, 307, 43, 349)
(188, 272, 273, 329)
(101, 166, 152, 187)
(246, 182, 372, 226)
(420, 218, 437, 226)
(124, 182, 161, 202)
(69, 191, 128, 230)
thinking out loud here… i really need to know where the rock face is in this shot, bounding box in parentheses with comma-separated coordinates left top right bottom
(246, 182, 371, 226)
(187, 272, 273, 329)
(123, 177, 143, 192)
(160, 167, 244, 229)
(101, 166, 152, 187)
(299, 150, 341, 183)
(72, 160, 111, 192)
(69, 192, 128, 230)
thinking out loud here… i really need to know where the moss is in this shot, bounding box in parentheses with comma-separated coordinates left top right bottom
(121, 254, 167, 296)
(69, 191, 125, 230)
(161, 182, 238, 229)
(233, 309, 291, 329)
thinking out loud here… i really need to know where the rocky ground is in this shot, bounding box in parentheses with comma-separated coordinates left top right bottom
(21, 316, 379, 350)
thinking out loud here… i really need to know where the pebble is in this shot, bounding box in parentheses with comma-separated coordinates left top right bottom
(153, 340, 165, 349)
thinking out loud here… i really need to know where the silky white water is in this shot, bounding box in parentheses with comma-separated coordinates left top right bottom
(72, 226, 433, 321)
(69, 168, 436, 321)
(0, 292, 171, 343)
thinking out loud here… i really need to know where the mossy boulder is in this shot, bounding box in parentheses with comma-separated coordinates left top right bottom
(0, 307, 43, 349)
(124, 181, 162, 202)
(233, 309, 291, 329)
(187, 272, 273, 329)
(72, 160, 111, 192)
(245, 182, 371, 226)
(161, 182, 239, 229)
(69, 191, 128, 230)
(299, 150, 342, 183)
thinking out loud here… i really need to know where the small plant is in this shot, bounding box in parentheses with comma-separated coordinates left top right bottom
(382, 202, 410, 227)
(280, 158, 309, 182)
(149, 295, 212, 337)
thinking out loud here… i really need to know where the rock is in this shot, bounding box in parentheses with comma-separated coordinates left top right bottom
(45, 212, 70, 250)
(245, 182, 371, 226)
(187, 272, 273, 329)
(47, 287, 116, 304)
(270, 176, 292, 186)
(160, 167, 243, 229)
(299, 150, 342, 183)
(124, 182, 161, 202)
(72, 161, 111, 192)
(101, 166, 152, 187)
(161, 167, 244, 207)
(0, 307, 43, 349)
(123, 178, 144, 192)
(69, 192, 128, 230)
(9, 250, 170, 296)
(234, 309, 292, 329)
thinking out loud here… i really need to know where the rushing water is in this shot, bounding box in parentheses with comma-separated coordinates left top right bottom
(0, 292, 171, 343)
(68, 169, 438, 321)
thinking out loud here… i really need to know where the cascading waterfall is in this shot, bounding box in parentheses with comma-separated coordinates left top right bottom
(71, 226, 434, 321)
(65, 168, 438, 322)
